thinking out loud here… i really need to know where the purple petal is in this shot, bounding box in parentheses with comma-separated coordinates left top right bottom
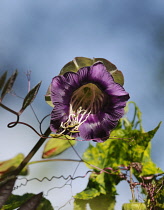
(50, 104, 69, 132)
(51, 73, 79, 105)
(77, 66, 90, 85)
(79, 112, 118, 142)
(88, 62, 115, 90)
(88, 62, 129, 97)
(105, 83, 129, 97)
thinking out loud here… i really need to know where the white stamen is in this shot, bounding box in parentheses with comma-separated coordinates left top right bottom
(59, 105, 91, 135)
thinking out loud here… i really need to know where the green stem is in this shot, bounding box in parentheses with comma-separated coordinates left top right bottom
(28, 159, 83, 165)
(131, 103, 137, 127)
(13, 127, 51, 176)
(130, 166, 135, 202)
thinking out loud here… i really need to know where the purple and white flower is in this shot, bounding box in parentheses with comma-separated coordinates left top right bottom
(50, 62, 130, 142)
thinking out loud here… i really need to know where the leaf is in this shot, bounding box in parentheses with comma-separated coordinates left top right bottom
(2, 193, 53, 210)
(18, 192, 43, 210)
(122, 203, 147, 210)
(154, 176, 164, 208)
(78, 120, 162, 200)
(0, 154, 28, 180)
(74, 188, 101, 200)
(20, 81, 41, 112)
(74, 170, 119, 200)
(74, 194, 116, 210)
(0, 177, 16, 208)
(140, 142, 163, 176)
(42, 135, 76, 158)
(0, 71, 7, 91)
(1, 70, 18, 100)
(83, 123, 162, 170)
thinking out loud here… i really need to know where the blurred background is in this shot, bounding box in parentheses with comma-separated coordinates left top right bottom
(0, 0, 164, 209)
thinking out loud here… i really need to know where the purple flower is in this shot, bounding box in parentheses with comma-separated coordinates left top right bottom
(50, 62, 130, 142)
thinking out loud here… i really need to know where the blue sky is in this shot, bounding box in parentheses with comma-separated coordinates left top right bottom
(0, 0, 164, 209)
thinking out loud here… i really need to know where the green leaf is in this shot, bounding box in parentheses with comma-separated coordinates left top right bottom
(74, 103, 162, 203)
(0, 154, 28, 180)
(83, 124, 161, 170)
(0, 71, 7, 91)
(74, 170, 119, 200)
(18, 192, 43, 210)
(122, 203, 147, 210)
(74, 194, 116, 210)
(1, 70, 18, 100)
(140, 143, 163, 176)
(42, 134, 76, 158)
(20, 81, 41, 112)
(0, 177, 16, 208)
(74, 188, 101, 200)
(154, 176, 164, 208)
(2, 193, 53, 210)
(78, 120, 162, 200)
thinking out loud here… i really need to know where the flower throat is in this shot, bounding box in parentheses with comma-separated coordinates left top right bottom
(71, 83, 105, 114)
(58, 83, 106, 135)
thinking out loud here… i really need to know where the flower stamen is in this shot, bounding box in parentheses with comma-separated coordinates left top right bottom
(59, 106, 91, 135)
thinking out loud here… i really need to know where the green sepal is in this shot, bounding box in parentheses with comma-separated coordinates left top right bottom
(42, 134, 76, 158)
(45, 57, 125, 107)
(0, 154, 28, 180)
(60, 57, 124, 85)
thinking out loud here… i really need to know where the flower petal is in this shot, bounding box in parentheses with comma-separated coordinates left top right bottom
(105, 83, 129, 96)
(88, 62, 115, 90)
(51, 73, 79, 105)
(88, 62, 129, 97)
(78, 113, 118, 142)
(50, 104, 69, 132)
(77, 66, 90, 85)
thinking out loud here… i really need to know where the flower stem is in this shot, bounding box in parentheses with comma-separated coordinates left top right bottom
(13, 126, 51, 176)
(28, 159, 83, 165)
(0, 102, 19, 116)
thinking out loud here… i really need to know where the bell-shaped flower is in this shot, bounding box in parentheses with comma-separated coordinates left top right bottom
(50, 62, 130, 142)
